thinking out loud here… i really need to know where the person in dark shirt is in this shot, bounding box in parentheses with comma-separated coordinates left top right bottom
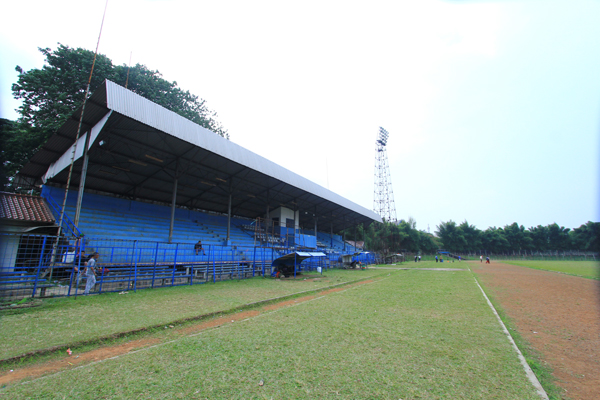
(194, 240, 206, 255)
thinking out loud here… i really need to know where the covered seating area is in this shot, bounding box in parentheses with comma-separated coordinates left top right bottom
(2, 80, 381, 301)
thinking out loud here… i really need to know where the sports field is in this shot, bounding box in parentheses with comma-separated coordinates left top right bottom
(0, 261, 583, 399)
(472, 260, 600, 400)
(500, 260, 599, 279)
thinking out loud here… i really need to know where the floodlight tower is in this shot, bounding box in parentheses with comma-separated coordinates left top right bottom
(373, 127, 397, 223)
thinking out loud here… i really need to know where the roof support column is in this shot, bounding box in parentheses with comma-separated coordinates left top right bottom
(314, 208, 317, 248)
(71, 111, 111, 226)
(168, 177, 178, 244)
(330, 222, 333, 249)
(363, 223, 366, 251)
(265, 190, 270, 221)
(265, 190, 271, 242)
(226, 181, 232, 245)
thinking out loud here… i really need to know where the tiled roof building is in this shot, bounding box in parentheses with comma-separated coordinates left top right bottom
(0, 192, 55, 229)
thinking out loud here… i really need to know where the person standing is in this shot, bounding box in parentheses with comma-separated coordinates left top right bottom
(486, 256, 490, 264)
(435, 255, 438, 263)
(84, 252, 99, 295)
(480, 255, 483, 263)
(418, 255, 421, 262)
(73, 250, 88, 289)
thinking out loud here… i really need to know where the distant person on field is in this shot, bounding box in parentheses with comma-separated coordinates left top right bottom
(194, 240, 206, 255)
(435, 255, 438, 263)
(84, 252, 99, 295)
(418, 255, 421, 262)
(480, 255, 483, 263)
(414, 255, 417, 262)
(486, 256, 490, 264)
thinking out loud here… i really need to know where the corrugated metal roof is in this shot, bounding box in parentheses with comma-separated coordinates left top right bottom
(104, 81, 379, 221)
(0, 192, 55, 223)
(17, 80, 382, 232)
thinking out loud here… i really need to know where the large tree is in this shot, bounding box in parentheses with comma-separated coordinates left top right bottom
(435, 220, 467, 252)
(0, 119, 13, 188)
(570, 221, 600, 252)
(528, 225, 549, 251)
(480, 227, 510, 253)
(547, 223, 571, 251)
(502, 222, 533, 252)
(418, 231, 440, 253)
(5, 44, 228, 185)
(459, 220, 482, 252)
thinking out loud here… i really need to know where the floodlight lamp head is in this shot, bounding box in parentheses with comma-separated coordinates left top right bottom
(377, 127, 389, 147)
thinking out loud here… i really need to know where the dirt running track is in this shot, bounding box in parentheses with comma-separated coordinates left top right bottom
(473, 261, 600, 400)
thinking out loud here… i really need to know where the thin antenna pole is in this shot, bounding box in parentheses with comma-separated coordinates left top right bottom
(50, 0, 109, 275)
(125, 51, 132, 88)
(73, 0, 109, 227)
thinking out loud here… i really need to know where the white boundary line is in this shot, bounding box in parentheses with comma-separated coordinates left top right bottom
(470, 268, 549, 400)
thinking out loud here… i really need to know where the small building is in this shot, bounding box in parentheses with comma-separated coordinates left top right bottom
(0, 192, 57, 272)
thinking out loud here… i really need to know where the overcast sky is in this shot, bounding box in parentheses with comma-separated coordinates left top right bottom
(1, 0, 599, 232)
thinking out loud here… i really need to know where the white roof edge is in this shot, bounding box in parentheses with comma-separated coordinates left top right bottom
(104, 80, 381, 222)
(43, 111, 111, 183)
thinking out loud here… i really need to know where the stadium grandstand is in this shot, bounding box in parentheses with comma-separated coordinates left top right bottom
(1, 80, 381, 301)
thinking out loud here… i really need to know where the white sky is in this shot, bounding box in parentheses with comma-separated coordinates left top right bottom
(1, 0, 599, 232)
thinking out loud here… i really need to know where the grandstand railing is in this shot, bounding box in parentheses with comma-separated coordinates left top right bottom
(0, 233, 378, 302)
(42, 193, 83, 238)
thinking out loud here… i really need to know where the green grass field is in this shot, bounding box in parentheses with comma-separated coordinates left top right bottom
(0, 269, 386, 361)
(375, 260, 468, 269)
(502, 260, 599, 279)
(0, 266, 542, 399)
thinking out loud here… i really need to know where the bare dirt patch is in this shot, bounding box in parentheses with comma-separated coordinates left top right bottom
(263, 296, 316, 310)
(472, 261, 600, 399)
(0, 337, 161, 386)
(178, 310, 261, 336)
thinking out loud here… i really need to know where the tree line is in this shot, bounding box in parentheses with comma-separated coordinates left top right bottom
(347, 218, 440, 255)
(1, 44, 228, 190)
(435, 220, 599, 254)
(346, 220, 599, 255)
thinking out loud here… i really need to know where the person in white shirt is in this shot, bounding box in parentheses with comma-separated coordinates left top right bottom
(84, 252, 100, 295)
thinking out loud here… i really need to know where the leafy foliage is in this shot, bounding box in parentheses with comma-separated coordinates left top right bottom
(0, 119, 11, 188)
(4, 44, 228, 187)
(346, 220, 440, 256)
(349, 218, 598, 255)
(433, 219, 599, 253)
(435, 220, 467, 251)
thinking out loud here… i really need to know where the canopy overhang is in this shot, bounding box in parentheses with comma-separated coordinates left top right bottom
(18, 80, 382, 232)
(271, 251, 326, 268)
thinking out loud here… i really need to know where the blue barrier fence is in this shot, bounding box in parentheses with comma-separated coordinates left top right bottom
(0, 233, 378, 302)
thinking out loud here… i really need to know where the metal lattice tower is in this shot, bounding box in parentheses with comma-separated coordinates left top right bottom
(373, 127, 397, 223)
